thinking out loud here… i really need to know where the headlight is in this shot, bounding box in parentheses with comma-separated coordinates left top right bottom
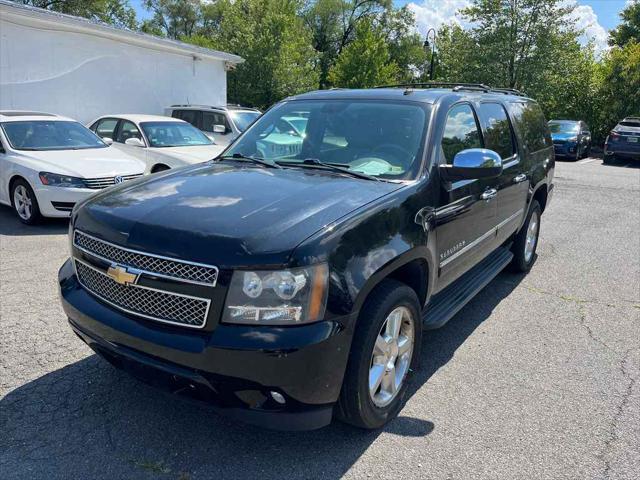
(222, 264, 328, 325)
(39, 172, 86, 188)
(567, 136, 578, 143)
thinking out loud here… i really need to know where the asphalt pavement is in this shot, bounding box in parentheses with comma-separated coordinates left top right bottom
(1, 157, 639, 480)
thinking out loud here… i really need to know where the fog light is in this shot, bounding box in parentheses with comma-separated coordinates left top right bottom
(270, 391, 286, 404)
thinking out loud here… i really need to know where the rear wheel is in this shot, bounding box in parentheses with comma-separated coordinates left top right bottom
(510, 200, 541, 272)
(11, 179, 41, 225)
(337, 279, 422, 429)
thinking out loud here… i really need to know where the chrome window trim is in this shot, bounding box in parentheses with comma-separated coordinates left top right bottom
(439, 208, 524, 267)
(73, 230, 218, 287)
(74, 258, 211, 329)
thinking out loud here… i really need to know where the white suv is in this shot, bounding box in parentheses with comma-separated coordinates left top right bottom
(165, 105, 261, 147)
(0, 111, 145, 224)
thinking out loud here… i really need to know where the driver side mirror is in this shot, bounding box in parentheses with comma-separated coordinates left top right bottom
(102, 137, 113, 145)
(213, 124, 227, 134)
(124, 137, 145, 148)
(440, 149, 503, 181)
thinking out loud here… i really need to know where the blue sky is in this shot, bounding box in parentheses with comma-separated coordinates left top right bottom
(131, 0, 628, 51)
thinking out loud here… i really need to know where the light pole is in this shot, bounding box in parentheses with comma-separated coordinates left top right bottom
(423, 28, 436, 81)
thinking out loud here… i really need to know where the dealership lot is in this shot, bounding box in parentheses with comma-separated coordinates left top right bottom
(1, 158, 638, 479)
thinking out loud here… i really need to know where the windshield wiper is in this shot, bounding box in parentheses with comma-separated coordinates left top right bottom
(279, 158, 379, 181)
(218, 153, 282, 169)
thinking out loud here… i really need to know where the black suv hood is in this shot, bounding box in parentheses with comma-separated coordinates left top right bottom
(74, 163, 401, 267)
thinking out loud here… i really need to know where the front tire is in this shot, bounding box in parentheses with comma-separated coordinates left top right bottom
(337, 279, 422, 429)
(510, 200, 541, 272)
(11, 179, 42, 225)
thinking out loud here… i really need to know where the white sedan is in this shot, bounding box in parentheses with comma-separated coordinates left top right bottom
(0, 111, 146, 224)
(88, 114, 226, 173)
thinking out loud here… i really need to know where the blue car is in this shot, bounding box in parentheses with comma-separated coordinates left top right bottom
(604, 117, 640, 164)
(548, 120, 591, 160)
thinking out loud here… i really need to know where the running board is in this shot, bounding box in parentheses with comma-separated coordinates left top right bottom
(423, 247, 514, 330)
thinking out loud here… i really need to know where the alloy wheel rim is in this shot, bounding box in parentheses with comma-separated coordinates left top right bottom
(524, 211, 539, 263)
(13, 185, 33, 221)
(369, 306, 414, 408)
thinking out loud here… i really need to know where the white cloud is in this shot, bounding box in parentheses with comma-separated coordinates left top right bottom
(568, 3, 609, 54)
(407, 0, 471, 36)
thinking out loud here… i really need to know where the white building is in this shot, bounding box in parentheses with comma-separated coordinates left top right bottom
(0, 0, 243, 124)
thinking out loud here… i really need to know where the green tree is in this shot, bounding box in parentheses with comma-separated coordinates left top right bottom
(609, 0, 640, 47)
(15, 0, 137, 29)
(327, 19, 398, 88)
(140, 0, 201, 38)
(185, 0, 318, 109)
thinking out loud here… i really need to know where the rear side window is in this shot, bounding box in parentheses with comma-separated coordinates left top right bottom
(478, 103, 515, 159)
(441, 104, 482, 164)
(509, 102, 551, 153)
(173, 110, 200, 128)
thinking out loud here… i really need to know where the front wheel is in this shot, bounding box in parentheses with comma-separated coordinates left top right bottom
(336, 279, 422, 429)
(510, 200, 541, 272)
(11, 179, 42, 225)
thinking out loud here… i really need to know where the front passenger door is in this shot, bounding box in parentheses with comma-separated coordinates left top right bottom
(435, 103, 499, 289)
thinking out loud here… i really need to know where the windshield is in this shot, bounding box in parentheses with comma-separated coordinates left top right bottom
(229, 111, 261, 132)
(548, 122, 579, 134)
(140, 121, 213, 148)
(225, 100, 428, 180)
(1, 120, 106, 151)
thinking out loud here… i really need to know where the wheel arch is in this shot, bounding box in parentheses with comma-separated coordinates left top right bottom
(8, 174, 34, 206)
(151, 163, 171, 173)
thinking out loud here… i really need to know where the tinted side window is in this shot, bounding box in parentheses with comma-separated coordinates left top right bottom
(509, 102, 551, 153)
(202, 112, 230, 132)
(94, 118, 118, 139)
(175, 110, 200, 128)
(441, 104, 482, 164)
(116, 120, 142, 143)
(479, 103, 515, 159)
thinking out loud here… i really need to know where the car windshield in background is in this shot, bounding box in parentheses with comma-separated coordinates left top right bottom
(225, 100, 428, 180)
(229, 111, 261, 132)
(549, 122, 579, 134)
(1, 120, 106, 151)
(140, 121, 213, 148)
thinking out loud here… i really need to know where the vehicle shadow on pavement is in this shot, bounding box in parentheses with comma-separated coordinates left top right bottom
(0, 272, 525, 479)
(0, 206, 69, 236)
(601, 158, 640, 168)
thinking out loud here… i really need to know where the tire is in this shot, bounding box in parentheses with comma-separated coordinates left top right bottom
(336, 279, 422, 429)
(11, 179, 42, 225)
(510, 200, 541, 272)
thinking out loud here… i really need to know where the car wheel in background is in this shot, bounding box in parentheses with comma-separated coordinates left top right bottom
(510, 200, 541, 272)
(11, 179, 42, 225)
(151, 164, 170, 173)
(336, 279, 422, 429)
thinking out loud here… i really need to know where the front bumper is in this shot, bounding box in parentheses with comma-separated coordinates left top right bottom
(58, 259, 353, 430)
(553, 143, 578, 158)
(33, 185, 97, 218)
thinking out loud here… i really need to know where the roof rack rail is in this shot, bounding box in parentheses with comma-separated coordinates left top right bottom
(374, 82, 526, 96)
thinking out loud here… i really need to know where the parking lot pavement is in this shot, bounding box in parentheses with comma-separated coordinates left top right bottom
(1, 158, 638, 480)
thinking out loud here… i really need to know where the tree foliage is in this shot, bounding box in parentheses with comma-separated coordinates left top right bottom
(15, 0, 137, 29)
(609, 0, 640, 47)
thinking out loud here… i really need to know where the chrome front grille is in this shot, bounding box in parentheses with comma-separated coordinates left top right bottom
(83, 173, 142, 189)
(74, 260, 209, 328)
(73, 230, 218, 286)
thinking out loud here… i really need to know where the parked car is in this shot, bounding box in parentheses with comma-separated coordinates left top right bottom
(0, 111, 145, 224)
(59, 84, 554, 431)
(548, 120, 591, 160)
(88, 115, 225, 173)
(166, 105, 261, 147)
(604, 117, 640, 163)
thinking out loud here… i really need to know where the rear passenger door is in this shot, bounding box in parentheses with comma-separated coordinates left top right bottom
(478, 102, 528, 243)
(435, 103, 500, 288)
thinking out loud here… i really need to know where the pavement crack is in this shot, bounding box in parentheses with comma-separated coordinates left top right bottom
(599, 349, 637, 480)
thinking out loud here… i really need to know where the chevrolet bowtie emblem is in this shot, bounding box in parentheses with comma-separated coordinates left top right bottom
(106, 264, 139, 286)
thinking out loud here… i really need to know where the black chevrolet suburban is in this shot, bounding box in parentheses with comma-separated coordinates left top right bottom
(59, 84, 554, 430)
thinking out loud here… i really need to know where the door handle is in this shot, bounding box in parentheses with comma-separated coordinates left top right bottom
(481, 188, 497, 200)
(514, 173, 527, 183)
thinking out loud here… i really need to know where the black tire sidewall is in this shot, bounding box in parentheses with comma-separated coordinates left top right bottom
(338, 280, 422, 429)
(511, 201, 541, 272)
(11, 179, 41, 225)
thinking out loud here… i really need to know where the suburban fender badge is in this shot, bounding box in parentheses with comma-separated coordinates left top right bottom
(106, 264, 139, 286)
